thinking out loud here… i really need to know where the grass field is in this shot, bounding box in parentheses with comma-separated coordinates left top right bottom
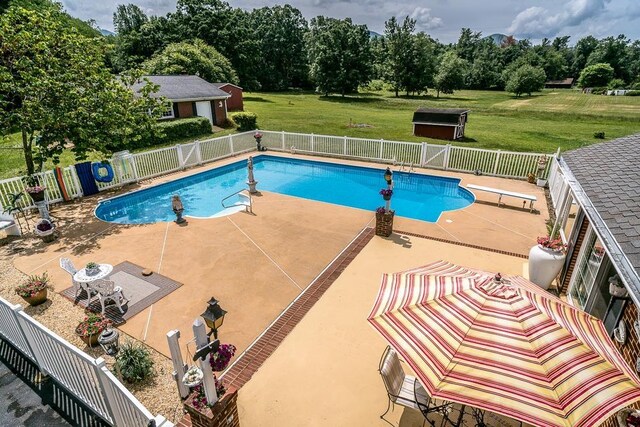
(243, 89, 640, 154)
(1, 89, 639, 179)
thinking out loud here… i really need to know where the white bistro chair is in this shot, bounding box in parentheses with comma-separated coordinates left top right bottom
(91, 279, 126, 315)
(60, 257, 97, 305)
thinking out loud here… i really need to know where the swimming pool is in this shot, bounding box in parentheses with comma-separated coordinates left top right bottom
(95, 155, 474, 224)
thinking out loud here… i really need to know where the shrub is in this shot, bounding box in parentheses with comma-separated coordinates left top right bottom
(140, 117, 212, 147)
(607, 78, 626, 90)
(114, 340, 155, 383)
(625, 90, 640, 96)
(360, 79, 384, 91)
(577, 63, 614, 88)
(15, 273, 50, 298)
(593, 131, 605, 139)
(590, 87, 607, 95)
(231, 112, 258, 131)
(505, 64, 546, 97)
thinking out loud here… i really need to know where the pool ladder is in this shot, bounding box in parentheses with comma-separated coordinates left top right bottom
(221, 189, 253, 214)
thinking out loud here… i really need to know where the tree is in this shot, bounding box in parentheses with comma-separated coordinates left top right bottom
(306, 17, 372, 96)
(572, 35, 598, 77)
(505, 64, 546, 97)
(405, 32, 436, 95)
(456, 28, 482, 63)
(577, 63, 614, 88)
(0, 6, 165, 174)
(382, 16, 415, 97)
(433, 51, 467, 98)
(113, 4, 148, 35)
(142, 39, 239, 84)
(467, 39, 503, 89)
(250, 5, 309, 90)
(587, 35, 631, 82)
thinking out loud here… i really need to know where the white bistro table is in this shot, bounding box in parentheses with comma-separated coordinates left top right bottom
(73, 264, 113, 305)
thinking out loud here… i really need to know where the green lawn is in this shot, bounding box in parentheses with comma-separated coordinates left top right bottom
(244, 89, 640, 153)
(2, 89, 639, 180)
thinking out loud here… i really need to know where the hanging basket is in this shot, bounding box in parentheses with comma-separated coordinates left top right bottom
(182, 366, 204, 388)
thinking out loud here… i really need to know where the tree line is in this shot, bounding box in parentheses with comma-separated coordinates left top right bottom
(108, 0, 640, 97)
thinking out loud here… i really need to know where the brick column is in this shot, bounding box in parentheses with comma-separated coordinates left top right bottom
(375, 211, 394, 237)
(183, 389, 239, 427)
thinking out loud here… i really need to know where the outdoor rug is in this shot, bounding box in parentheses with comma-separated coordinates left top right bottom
(60, 261, 182, 325)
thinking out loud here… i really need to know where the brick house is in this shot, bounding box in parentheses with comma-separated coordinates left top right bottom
(133, 75, 231, 127)
(550, 134, 640, 421)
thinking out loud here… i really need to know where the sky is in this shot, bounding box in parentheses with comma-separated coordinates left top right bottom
(61, 0, 640, 43)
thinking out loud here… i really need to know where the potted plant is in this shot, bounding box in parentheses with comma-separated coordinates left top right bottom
(209, 343, 237, 372)
(379, 188, 393, 201)
(528, 235, 567, 290)
(85, 262, 100, 276)
(536, 156, 548, 187)
(609, 274, 628, 298)
(34, 219, 55, 242)
(75, 314, 111, 347)
(254, 132, 265, 151)
(15, 273, 50, 306)
(23, 175, 46, 203)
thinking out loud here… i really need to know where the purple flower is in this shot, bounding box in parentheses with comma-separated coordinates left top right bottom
(209, 343, 237, 372)
(379, 188, 393, 197)
(376, 207, 386, 214)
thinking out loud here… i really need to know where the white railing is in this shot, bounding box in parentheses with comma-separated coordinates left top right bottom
(0, 130, 557, 213)
(0, 297, 172, 427)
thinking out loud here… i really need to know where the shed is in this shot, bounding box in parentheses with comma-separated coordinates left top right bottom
(412, 108, 469, 140)
(544, 78, 574, 89)
(213, 83, 244, 111)
(132, 75, 230, 127)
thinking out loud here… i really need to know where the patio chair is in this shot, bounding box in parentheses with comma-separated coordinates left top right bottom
(60, 257, 96, 304)
(91, 279, 126, 315)
(378, 345, 451, 426)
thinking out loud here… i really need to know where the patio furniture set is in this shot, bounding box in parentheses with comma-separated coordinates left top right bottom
(59, 258, 127, 315)
(370, 261, 640, 427)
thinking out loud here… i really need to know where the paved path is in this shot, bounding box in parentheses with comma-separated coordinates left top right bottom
(0, 359, 70, 427)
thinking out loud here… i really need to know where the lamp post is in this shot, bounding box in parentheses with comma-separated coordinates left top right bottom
(200, 297, 227, 340)
(98, 327, 120, 356)
(384, 167, 393, 187)
(172, 195, 186, 224)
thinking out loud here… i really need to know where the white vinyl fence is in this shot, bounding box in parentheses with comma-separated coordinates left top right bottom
(0, 130, 557, 212)
(0, 297, 172, 427)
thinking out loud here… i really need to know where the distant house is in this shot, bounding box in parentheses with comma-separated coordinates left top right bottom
(412, 108, 469, 141)
(545, 78, 574, 89)
(212, 83, 244, 111)
(133, 75, 231, 127)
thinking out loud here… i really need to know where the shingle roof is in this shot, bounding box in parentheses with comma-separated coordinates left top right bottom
(211, 82, 243, 90)
(412, 108, 469, 125)
(132, 75, 230, 101)
(562, 134, 640, 278)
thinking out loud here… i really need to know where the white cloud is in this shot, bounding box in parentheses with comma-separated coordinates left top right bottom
(409, 7, 443, 31)
(508, 0, 611, 38)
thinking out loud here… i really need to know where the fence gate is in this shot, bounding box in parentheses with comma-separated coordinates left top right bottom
(179, 143, 200, 169)
(421, 144, 449, 169)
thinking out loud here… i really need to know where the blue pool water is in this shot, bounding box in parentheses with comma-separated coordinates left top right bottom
(95, 155, 474, 224)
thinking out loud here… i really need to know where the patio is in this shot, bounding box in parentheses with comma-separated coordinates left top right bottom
(7, 153, 548, 365)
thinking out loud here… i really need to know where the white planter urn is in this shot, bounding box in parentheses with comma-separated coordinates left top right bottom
(528, 245, 566, 290)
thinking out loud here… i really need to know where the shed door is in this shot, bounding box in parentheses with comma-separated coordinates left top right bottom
(195, 101, 213, 126)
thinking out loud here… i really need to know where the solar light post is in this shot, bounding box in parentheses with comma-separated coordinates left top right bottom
(201, 297, 227, 340)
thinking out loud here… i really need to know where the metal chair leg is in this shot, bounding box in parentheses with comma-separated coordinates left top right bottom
(380, 397, 395, 426)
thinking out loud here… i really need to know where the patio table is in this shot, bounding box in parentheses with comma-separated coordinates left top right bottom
(73, 264, 113, 306)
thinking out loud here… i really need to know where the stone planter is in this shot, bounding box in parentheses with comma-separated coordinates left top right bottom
(375, 211, 394, 237)
(528, 245, 566, 290)
(536, 178, 548, 187)
(22, 289, 48, 306)
(77, 333, 101, 347)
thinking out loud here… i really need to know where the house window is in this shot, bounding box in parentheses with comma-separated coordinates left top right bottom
(160, 103, 174, 120)
(568, 225, 605, 309)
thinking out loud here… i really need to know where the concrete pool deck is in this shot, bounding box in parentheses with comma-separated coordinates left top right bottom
(8, 152, 548, 361)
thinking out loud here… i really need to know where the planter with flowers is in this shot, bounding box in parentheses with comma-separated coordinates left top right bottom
(75, 314, 111, 347)
(528, 236, 567, 290)
(34, 219, 55, 243)
(209, 343, 236, 372)
(254, 132, 266, 151)
(23, 175, 46, 202)
(15, 273, 50, 306)
(85, 262, 100, 276)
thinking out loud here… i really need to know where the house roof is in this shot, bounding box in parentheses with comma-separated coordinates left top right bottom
(562, 133, 640, 283)
(212, 82, 243, 90)
(545, 78, 574, 86)
(413, 108, 469, 125)
(133, 75, 230, 101)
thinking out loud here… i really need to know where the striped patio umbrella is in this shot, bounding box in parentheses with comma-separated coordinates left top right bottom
(368, 266, 640, 427)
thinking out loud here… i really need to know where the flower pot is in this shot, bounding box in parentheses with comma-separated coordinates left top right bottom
(528, 245, 566, 290)
(22, 289, 48, 306)
(536, 178, 548, 187)
(382, 195, 391, 201)
(86, 267, 100, 276)
(610, 282, 629, 298)
(29, 190, 45, 203)
(78, 333, 100, 347)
